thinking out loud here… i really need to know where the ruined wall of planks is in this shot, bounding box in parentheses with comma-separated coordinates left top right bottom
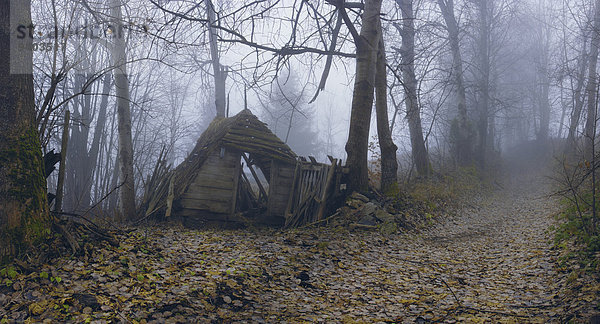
(176, 148, 341, 228)
(284, 157, 342, 228)
(264, 160, 295, 225)
(178, 148, 240, 222)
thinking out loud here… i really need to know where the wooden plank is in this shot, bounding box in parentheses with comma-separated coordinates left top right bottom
(316, 158, 337, 221)
(268, 160, 296, 218)
(198, 163, 236, 176)
(278, 165, 295, 177)
(298, 164, 324, 172)
(180, 198, 230, 213)
(182, 188, 232, 201)
(267, 159, 278, 217)
(188, 178, 234, 191)
(284, 161, 300, 222)
(165, 175, 175, 217)
(273, 192, 289, 199)
(178, 209, 228, 221)
(205, 148, 239, 163)
(223, 142, 295, 161)
(242, 153, 268, 201)
(230, 156, 241, 215)
(192, 171, 234, 183)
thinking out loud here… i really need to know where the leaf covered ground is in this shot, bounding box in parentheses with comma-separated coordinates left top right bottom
(2, 172, 599, 323)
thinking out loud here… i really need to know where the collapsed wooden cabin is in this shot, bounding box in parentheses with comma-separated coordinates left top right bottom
(139, 109, 343, 228)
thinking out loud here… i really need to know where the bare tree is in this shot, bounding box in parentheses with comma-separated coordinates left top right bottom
(476, 0, 491, 169)
(533, 0, 552, 142)
(110, 0, 136, 220)
(566, 34, 588, 148)
(395, 0, 431, 177)
(343, 0, 383, 192)
(375, 33, 398, 191)
(437, 0, 472, 166)
(585, 0, 600, 159)
(206, 0, 228, 118)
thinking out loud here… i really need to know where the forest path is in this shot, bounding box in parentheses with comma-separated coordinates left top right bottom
(238, 164, 571, 323)
(2, 156, 589, 323)
(226, 160, 573, 322)
(376, 165, 567, 322)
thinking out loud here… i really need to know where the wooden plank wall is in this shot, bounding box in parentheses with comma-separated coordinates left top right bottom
(284, 158, 341, 228)
(179, 148, 240, 218)
(266, 160, 296, 222)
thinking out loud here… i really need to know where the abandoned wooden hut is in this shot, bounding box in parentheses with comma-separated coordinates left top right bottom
(140, 109, 295, 226)
(139, 109, 343, 227)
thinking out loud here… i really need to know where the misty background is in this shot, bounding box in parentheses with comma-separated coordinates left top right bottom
(30, 0, 589, 214)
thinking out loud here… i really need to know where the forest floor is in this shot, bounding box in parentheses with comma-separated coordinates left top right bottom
(2, 163, 600, 323)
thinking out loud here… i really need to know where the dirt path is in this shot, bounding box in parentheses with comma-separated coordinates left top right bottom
(237, 171, 569, 323)
(2, 168, 594, 323)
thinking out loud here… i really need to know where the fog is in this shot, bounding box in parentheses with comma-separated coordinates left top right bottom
(24, 0, 596, 212)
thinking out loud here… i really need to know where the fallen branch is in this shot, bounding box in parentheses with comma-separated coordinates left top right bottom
(296, 211, 341, 230)
(349, 223, 378, 230)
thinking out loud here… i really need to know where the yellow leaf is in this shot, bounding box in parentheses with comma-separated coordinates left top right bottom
(28, 301, 46, 315)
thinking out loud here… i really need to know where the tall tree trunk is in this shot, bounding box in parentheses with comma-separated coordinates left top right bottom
(0, 0, 51, 262)
(84, 74, 111, 208)
(538, 65, 550, 141)
(558, 71, 567, 139)
(397, 0, 431, 177)
(375, 33, 398, 192)
(567, 37, 589, 148)
(110, 0, 136, 220)
(585, 0, 600, 159)
(65, 72, 92, 211)
(206, 0, 227, 118)
(477, 0, 491, 169)
(344, 0, 382, 192)
(536, 3, 551, 143)
(437, 0, 472, 166)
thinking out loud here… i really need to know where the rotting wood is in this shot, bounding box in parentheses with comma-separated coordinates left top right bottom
(137, 110, 345, 227)
(242, 153, 268, 201)
(180, 200, 230, 214)
(182, 188, 233, 202)
(165, 175, 175, 217)
(239, 167, 258, 208)
(187, 179, 235, 191)
(285, 161, 300, 221)
(316, 158, 337, 221)
(284, 157, 343, 228)
(224, 142, 295, 162)
(230, 153, 242, 217)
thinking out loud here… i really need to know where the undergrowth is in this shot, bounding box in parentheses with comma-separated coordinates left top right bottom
(552, 195, 600, 273)
(407, 166, 487, 208)
(377, 166, 488, 232)
(551, 155, 600, 274)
